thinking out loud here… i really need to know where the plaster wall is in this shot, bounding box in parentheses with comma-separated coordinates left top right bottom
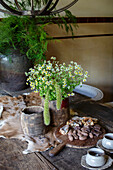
(58, 0, 113, 17)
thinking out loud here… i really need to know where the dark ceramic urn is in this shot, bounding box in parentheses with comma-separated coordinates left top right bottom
(0, 49, 32, 91)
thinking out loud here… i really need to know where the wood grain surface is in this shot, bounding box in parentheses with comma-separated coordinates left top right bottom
(0, 138, 57, 170)
(42, 99, 113, 170)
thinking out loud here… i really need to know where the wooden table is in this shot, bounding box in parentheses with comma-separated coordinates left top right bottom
(42, 98, 113, 170)
(0, 92, 113, 170)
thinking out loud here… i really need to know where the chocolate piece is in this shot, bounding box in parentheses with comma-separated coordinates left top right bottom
(89, 133, 94, 139)
(72, 133, 79, 140)
(81, 127, 90, 133)
(74, 126, 81, 130)
(91, 130, 100, 137)
(59, 124, 69, 135)
(68, 134, 74, 141)
(94, 124, 101, 131)
(82, 117, 98, 126)
(73, 130, 77, 134)
(81, 131, 88, 136)
(79, 135, 87, 141)
(68, 129, 73, 135)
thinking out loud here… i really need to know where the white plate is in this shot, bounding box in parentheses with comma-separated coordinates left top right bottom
(81, 155, 113, 170)
(73, 84, 104, 101)
(97, 139, 113, 154)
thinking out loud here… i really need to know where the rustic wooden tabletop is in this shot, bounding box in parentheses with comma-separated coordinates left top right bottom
(42, 99, 113, 170)
(0, 90, 113, 170)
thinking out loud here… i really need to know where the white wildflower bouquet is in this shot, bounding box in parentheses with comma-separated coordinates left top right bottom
(25, 57, 89, 125)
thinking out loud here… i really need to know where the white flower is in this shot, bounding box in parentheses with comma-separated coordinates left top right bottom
(27, 78, 30, 81)
(42, 70, 45, 74)
(67, 86, 70, 89)
(51, 56, 56, 60)
(35, 80, 38, 86)
(63, 83, 66, 88)
(74, 62, 77, 65)
(83, 78, 87, 82)
(52, 69, 55, 73)
(44, 86, 47, 89)
(79, 72, 83, 76)
(50, 86, 52, 90)
(70, 61, 73, 64)
(34, 90, 39, 93)
(34, 71, 39, 75)
(66, 68, 69, 71)
(42, 64, 45, 67)
(55, 64, 58, 68)
(84, 71, 89, 78)
(38, 77, 42, 80)
(70, 93, 74, 96)
(85, 71, 88, 74)
(75, 65, 78, 69)
(74, 71, 78, 74)
(47, 60, 50, 64)
(56, 68, 59, 72)
(39, 67, 42, 71)
(47, 66, 51, 70)
(42, 77, 45, 81)
(46, 81, 50, 85)
(69, 66, 73, 69)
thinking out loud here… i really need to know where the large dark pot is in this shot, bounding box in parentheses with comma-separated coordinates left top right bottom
(0, 49, 32, 91)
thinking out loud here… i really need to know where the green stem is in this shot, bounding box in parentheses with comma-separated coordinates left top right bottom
(43, 90, 50, 125)
(55, 83, 62, 110)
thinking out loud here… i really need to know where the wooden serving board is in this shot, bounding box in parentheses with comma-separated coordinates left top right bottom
(54, 124, 106, 149)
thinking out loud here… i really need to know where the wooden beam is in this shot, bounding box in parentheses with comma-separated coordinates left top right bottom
(52, 34, 113, 40)
(0, 17, 113, 23)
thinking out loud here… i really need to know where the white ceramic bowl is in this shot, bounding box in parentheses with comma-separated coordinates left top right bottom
(102, 133, 113, 150)
(86, 148, 106, 167)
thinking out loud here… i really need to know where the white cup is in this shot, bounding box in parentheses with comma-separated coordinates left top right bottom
(86, 148, 106, 167)
(102, 133, 113, 150)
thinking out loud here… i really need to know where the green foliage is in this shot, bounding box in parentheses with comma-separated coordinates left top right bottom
(43, 90, 50, 125)
(0, 15, 48, 63)
(0, 1, 78, 63)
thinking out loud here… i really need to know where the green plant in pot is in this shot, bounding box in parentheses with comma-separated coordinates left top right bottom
(0, 15, 50, 91)
(0, 15, 49, 63)
(25, 57, 89, 125)
(0, 0, 78, 92)
(0, 7, 77, 91)
(0, 0, 77, 63)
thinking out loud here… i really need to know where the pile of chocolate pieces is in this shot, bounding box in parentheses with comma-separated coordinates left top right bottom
(59, 116, 102, 141)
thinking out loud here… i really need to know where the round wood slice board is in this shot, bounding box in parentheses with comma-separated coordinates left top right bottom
(54, 124, 106, 148)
